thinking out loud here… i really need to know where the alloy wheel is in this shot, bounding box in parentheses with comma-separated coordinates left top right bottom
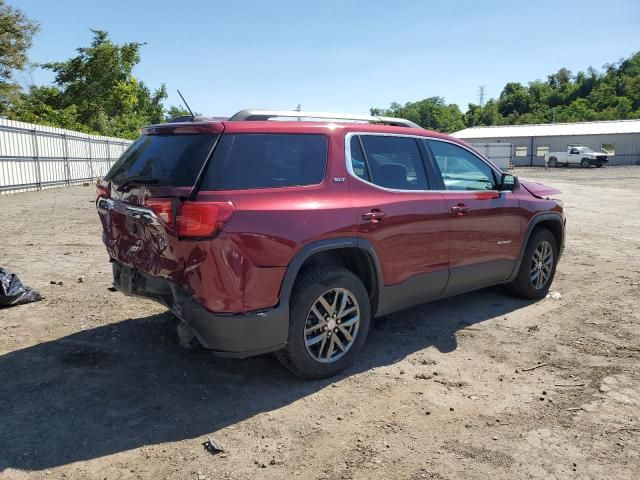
(530, 240, 553, 290)
(304, 288, 360, 363)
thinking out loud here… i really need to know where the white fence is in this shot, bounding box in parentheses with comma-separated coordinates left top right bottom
(469, 142, 513, 170)
(0, 118, 132, 194)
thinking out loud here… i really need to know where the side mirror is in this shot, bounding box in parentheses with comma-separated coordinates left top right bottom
(499, 173, 519, 192)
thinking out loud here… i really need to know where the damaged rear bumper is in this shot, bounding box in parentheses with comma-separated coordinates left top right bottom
(112, 261, 288, 358)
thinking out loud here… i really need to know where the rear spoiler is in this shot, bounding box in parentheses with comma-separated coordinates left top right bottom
(142, 122, 225, 135)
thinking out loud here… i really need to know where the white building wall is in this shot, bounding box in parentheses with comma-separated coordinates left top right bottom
(459, 133, 640, 166)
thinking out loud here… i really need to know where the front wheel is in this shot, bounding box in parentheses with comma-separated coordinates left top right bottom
(581, 159, 590, 168)
(276, 266, 371, 379)
(506, 229, 558, 299)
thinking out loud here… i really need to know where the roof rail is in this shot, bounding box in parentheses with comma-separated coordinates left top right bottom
(228, 109, 422, 129)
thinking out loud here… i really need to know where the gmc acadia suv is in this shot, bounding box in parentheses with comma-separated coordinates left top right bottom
(96, 109, 566, 378)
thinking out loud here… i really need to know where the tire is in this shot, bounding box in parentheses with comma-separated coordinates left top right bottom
(276, 265, 371, 379)
(548, 157, 558, 168)
(506, 228, 558, 299)
(581, 159, 590, 168)
(595, 162, 603, 168)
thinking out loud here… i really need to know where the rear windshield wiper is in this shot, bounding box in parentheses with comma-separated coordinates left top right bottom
(115, 176, 160, 191)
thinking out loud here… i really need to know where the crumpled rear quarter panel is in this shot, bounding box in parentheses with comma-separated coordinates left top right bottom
(98, 186, 286, 314)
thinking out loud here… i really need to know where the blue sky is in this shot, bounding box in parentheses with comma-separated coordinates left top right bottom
(15, 0, 640, 117)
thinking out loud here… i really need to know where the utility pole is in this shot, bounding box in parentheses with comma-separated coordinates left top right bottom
(295, 104, 301, 121)
(478, 85, 486, 107)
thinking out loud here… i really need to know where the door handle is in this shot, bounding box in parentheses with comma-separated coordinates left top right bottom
(450, 204, 469, 215)
(362, 210, 386, 222)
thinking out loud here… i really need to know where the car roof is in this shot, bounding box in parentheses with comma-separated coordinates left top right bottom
(144, 119, 471, 149)
(220, 120, 458, 141)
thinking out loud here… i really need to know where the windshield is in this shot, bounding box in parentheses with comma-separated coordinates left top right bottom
(106, 134, 218, 187)
(579, 146, 594, 153)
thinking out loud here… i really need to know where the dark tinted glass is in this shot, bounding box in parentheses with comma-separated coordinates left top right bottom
(359, 135, 429, 190)
(427, 140, 496, 191)
(106, 134, 217, 187)
(349, 136, 370, 181)
(203, 134, 328, 190)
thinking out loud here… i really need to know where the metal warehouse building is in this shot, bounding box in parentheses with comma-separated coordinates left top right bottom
(452, 119, 640, 167)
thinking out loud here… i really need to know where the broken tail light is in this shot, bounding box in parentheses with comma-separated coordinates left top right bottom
(146, 198, 175, 225)
(96, 181, 110, 200)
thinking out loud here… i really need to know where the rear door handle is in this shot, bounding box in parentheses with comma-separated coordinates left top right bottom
(362, 210, 386, 222)
(450, 204, 469, 215)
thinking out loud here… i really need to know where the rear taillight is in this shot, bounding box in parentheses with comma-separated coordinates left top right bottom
(96, 181, 110, 200)
(146, 198, 174, 224)
(176, 201, 235, 237)
(144, 198, 234, 238)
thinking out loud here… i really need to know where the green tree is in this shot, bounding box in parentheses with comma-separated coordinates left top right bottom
(165, 104, 202, 122)
(465, 99, 505, 127)
(371, 97, 465, 133)
(452, 51, 640, 128)
(9, 85, 84, 130)
(497, 82, 532, 119)
(12, 30, 167, 138)
(0, 0, 39, 114)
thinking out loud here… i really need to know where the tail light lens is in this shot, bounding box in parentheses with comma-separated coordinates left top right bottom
(96, 181, 110, 200)
(176, 201, 235, 237)
(144, 198, 234, 238)
(146, 198, 174, 225)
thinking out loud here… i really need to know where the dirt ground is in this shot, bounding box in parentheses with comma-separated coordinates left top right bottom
(1, 166, 639, 480)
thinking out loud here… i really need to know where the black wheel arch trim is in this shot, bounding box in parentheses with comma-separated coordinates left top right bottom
(277, 237, 384, 313)
(508, 212, 565, 282)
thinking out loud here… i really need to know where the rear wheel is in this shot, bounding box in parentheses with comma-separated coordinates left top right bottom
(276, 266, 371, 379)
(507, 229, 558, 299)
(548, 157, 558, 168)
(581, 159, 590, 168)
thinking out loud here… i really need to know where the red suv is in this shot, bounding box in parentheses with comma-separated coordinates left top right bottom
(96, 110, 565, 378)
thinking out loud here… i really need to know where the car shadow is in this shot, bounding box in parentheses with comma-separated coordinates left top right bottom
(0, 287, 532, 472)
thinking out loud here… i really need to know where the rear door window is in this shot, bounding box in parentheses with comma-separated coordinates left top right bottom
(355, 135, 429, 190)
(349, 136, 370, 182)
(106, 134, 218, 187)
(202, 134, 328, 190)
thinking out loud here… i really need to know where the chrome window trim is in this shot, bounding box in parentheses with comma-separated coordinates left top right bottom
(344, 132, 502, 194)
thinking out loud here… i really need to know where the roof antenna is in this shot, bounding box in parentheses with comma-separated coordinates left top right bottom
(177, 89, 195, 119)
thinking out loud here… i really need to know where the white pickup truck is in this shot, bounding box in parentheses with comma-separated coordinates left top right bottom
(544, 146, 610, 168)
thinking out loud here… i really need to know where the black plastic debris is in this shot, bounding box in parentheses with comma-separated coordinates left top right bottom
(0, 268, 42, 308)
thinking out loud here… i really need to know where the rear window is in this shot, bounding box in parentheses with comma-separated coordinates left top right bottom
(106, 134, 218, 187)
(201, 134, 328, 190)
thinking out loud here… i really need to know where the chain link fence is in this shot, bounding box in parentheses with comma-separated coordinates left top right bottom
(0, 118, 132, 194)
